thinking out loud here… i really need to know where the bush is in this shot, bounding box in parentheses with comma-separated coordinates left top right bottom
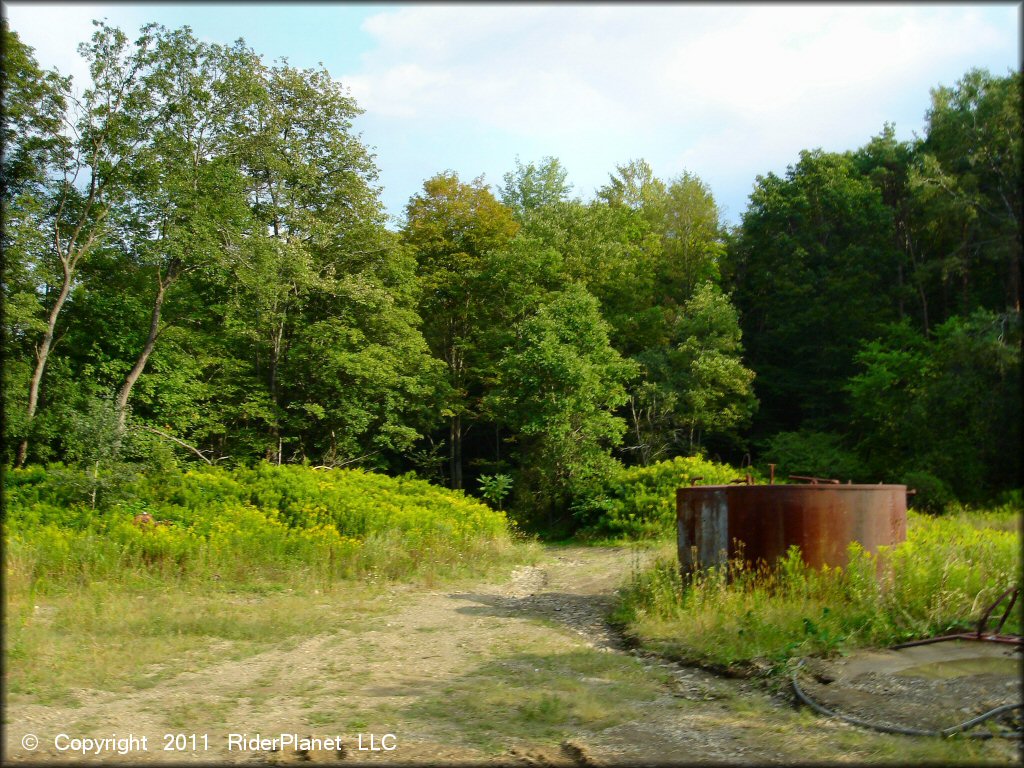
(4, 463, 514, 586)
(572, 455, 747, 540)
(759, 429, 867, 482)
(902, 470, 954, 514)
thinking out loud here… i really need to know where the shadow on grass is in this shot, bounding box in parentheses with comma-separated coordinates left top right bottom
(448, 590, 626, 651)
(403, 646, 665, 755)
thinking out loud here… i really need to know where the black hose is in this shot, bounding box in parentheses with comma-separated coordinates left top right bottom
(791, 659, 1022, 740)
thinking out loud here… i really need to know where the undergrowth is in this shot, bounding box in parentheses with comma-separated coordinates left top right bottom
(4, 462, 527, 591)
(572, 455, 754, 540)
(4, 462, 535, 703)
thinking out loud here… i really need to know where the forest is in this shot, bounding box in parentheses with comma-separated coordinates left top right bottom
(3, 20, 1020, 533)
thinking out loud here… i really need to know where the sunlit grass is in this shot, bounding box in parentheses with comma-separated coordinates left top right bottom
(614, 509, 1022, 672)
(3, 463, 542, 707)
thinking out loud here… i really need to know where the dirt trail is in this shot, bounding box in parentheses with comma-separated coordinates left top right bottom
(5, 546, 1018, 765)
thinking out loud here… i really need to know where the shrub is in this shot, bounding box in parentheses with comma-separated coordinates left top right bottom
(759, 429, 867, 482)
(572, 455, 747, 540)
(902, 470, 954, 514)
(4, 463, 515, 587)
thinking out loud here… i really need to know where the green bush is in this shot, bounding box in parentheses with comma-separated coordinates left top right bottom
(902, 470, 954, 514)
(758, 429, 867, 482)
(572, 455, 748, 540)
(4, 463, 514, 587)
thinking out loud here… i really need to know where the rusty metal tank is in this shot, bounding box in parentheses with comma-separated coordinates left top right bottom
(676, 483, 907, 576)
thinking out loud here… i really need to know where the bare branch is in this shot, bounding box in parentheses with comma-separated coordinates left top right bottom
(137, 425, 213, 464)
(312, 451, 380, 470)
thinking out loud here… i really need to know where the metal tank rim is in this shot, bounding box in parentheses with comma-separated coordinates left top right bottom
(677, 484, 909, 491)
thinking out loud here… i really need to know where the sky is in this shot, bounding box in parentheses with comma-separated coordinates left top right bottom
(3, 2, 1020, 227)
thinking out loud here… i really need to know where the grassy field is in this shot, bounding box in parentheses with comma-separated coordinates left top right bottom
(5, 545, 1016, 765)
(4, 464, 1020, 763)
(3, 463, 535, 708)
(613, 504, 1023, 674)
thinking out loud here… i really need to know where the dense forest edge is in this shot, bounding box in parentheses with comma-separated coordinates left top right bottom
(2, 20, 1021, 543)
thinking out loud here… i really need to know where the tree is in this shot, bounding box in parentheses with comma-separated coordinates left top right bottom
(915, 69, 1021, 316)
(852, 125, 932, 332)
(488, 285, 638, 523)
(402, 172, 519, 488)
(2, 23, 67, 462)
(112, 26, 254, 432)
(5, 21, 157, 465)
(0, 21, 66, 197)
(515, 196, 661, 354)
(500, 155, 572, 218)
(728, 149, 902, 436)
(658, 173, 724, 303)
(669, 283, 757, 451)
(224, 54, 401, 463)
(625, 283, 756, 461)
(597, 158, 667, 223)
(847, 311, 1020, 500)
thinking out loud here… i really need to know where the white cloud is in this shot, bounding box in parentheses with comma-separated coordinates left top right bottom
(4, 2, 1015, 222)
(3, 3, 151, 93)
(346, 3, 1015, 216)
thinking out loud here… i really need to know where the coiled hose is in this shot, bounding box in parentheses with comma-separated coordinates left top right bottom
(791, 659, 1023, 740)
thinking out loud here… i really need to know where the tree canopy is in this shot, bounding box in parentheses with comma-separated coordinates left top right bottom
(3, 18, 1018, 527)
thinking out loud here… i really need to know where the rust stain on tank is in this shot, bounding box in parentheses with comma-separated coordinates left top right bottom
(677, 484, 907, 575)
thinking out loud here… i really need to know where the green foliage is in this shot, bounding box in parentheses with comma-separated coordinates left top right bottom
(918, 68, 1021, 314)
(573, 455, 746, 540)
(0, 21, 67, 197)
(847, 311, 1020, 499)
(402, 171, 520, 489)
(729, 149, 902, 435)
(500, 155, 573, 218)
(5, 463, 513, 586)
(902, 471, 953, 514)
(477, 473, 513, 509)
(670, 283, 757, 448)
(622, 281, 756, 464)
(597, 159, 666, 219)
(5, 23, 1019, 525)
(615, 509, 1021, 670)
(490, 286, 637, 526)
(759, 429, 867, 482)
(726, 69, 1020, 506)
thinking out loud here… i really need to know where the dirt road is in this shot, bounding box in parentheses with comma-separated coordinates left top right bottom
(5, 546, 1017, 764)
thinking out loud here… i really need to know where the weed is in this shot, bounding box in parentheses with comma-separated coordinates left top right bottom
(615, 509, 1021, 671)
(4, 463, 520, 589)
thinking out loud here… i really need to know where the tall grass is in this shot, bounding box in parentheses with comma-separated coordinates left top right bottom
(4, 463, 528, 591)
(613, 509, 1022, 672)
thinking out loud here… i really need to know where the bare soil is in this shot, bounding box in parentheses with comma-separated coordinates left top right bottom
(5, 545, 1020, 765)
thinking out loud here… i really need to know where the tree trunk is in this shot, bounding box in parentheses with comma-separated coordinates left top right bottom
(116, 276, 170, 431)
(15, 261, 72, 467)
(1009, 241, 1021, 313)
(449, 413, 463, 490)
(269, 318, 284, 463)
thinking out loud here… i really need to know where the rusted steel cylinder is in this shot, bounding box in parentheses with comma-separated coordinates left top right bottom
(676, 484, 907, 576)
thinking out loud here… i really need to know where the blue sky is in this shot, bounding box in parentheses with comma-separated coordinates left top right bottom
(3, 2, 1019, 227)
